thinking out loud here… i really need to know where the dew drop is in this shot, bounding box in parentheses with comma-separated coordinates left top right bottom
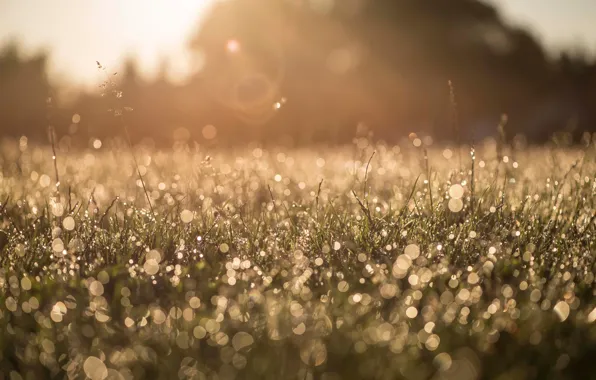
(89, 280, 104, 296)
(406, 306, 418, 319)
(144, 259, 159, 275)
(20, 277, 32, 291)
(404, 244, 420, 259)
(300, 339, 327, 367)
(146, 249, 162, 263)
(180, 209, 194, 224)
(554, 301, 570, 322)
(448, 184, 464, 199)
(62, 216, 75, 231)
(52, 238, 65, 253)
(193, 326, 207, 339)
(433, 352, 452, 371)
(232, 332, 254, 351)
(39, 174, 51, 188)
(83, 356, 108, 380)
(448, 198, 464, 213)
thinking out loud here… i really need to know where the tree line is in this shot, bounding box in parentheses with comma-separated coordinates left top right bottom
(1, 0, 596, 147)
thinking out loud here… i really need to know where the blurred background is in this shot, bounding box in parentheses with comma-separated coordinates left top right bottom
(1, 0, 596, 147)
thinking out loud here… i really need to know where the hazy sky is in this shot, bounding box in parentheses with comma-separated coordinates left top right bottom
(1, 0, 595, 87)
(0, 0, 213, 86)
(488, 0, 596, 51)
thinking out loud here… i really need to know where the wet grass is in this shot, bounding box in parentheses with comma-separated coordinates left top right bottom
(0, 136, 595, 379)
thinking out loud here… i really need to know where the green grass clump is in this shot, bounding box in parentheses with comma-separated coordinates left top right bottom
(0, 137, 594, 379)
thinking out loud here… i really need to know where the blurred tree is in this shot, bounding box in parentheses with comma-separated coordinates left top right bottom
(4, 0, 595, 147)
(0, 43, 52, 141)
(188, 0, 591, 144)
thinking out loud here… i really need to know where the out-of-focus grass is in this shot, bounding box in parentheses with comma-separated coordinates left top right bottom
(0, 136, 594, 379)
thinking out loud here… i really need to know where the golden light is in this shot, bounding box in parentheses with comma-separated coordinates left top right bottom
(121, 0, 212, 46)
(113, 0, 215, 79)
(226, 39, 241, 54)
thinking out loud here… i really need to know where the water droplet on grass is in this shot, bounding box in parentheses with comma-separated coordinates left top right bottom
(20, 277, 31, 291)
(406, 306, 418, 319)
(193, 326, 207, 339)
(405, 244, 420, 259)
(144, 259, 159, 275)
(232, 332, 254, 351)
(146, 250, 162, 263)
(62, 216, 75, 231)
(300, 340, 327, 366)
(180, 210, 193, 224)
(52, 238, 64, 253)
(448, 198, 464, 212)
(89, 281, 104, 296)
(449, 184, 464, 199)
(434, 353, 452, 371)
(83, 356, 108, 380)
(554, 301, 570, 322)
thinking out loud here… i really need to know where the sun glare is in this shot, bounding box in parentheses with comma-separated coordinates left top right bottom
(112, 0, 214, 80)
(226, 39, 241, 53)
(122, 0, 210, 46)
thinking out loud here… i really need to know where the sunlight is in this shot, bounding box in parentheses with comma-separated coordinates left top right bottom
(122, 0, 211, 48)
(118, 0, 214, 77)
(0, 0, 217, 86)
(226, 39, 241, 54)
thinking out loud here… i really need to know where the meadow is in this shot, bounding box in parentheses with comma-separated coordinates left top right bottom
(0, 135, 594, 379)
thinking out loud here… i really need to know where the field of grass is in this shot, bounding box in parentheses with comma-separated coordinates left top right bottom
(0, 136, 594, 379)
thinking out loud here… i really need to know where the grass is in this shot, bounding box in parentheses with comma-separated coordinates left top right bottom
(0, 135, 594, 379)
